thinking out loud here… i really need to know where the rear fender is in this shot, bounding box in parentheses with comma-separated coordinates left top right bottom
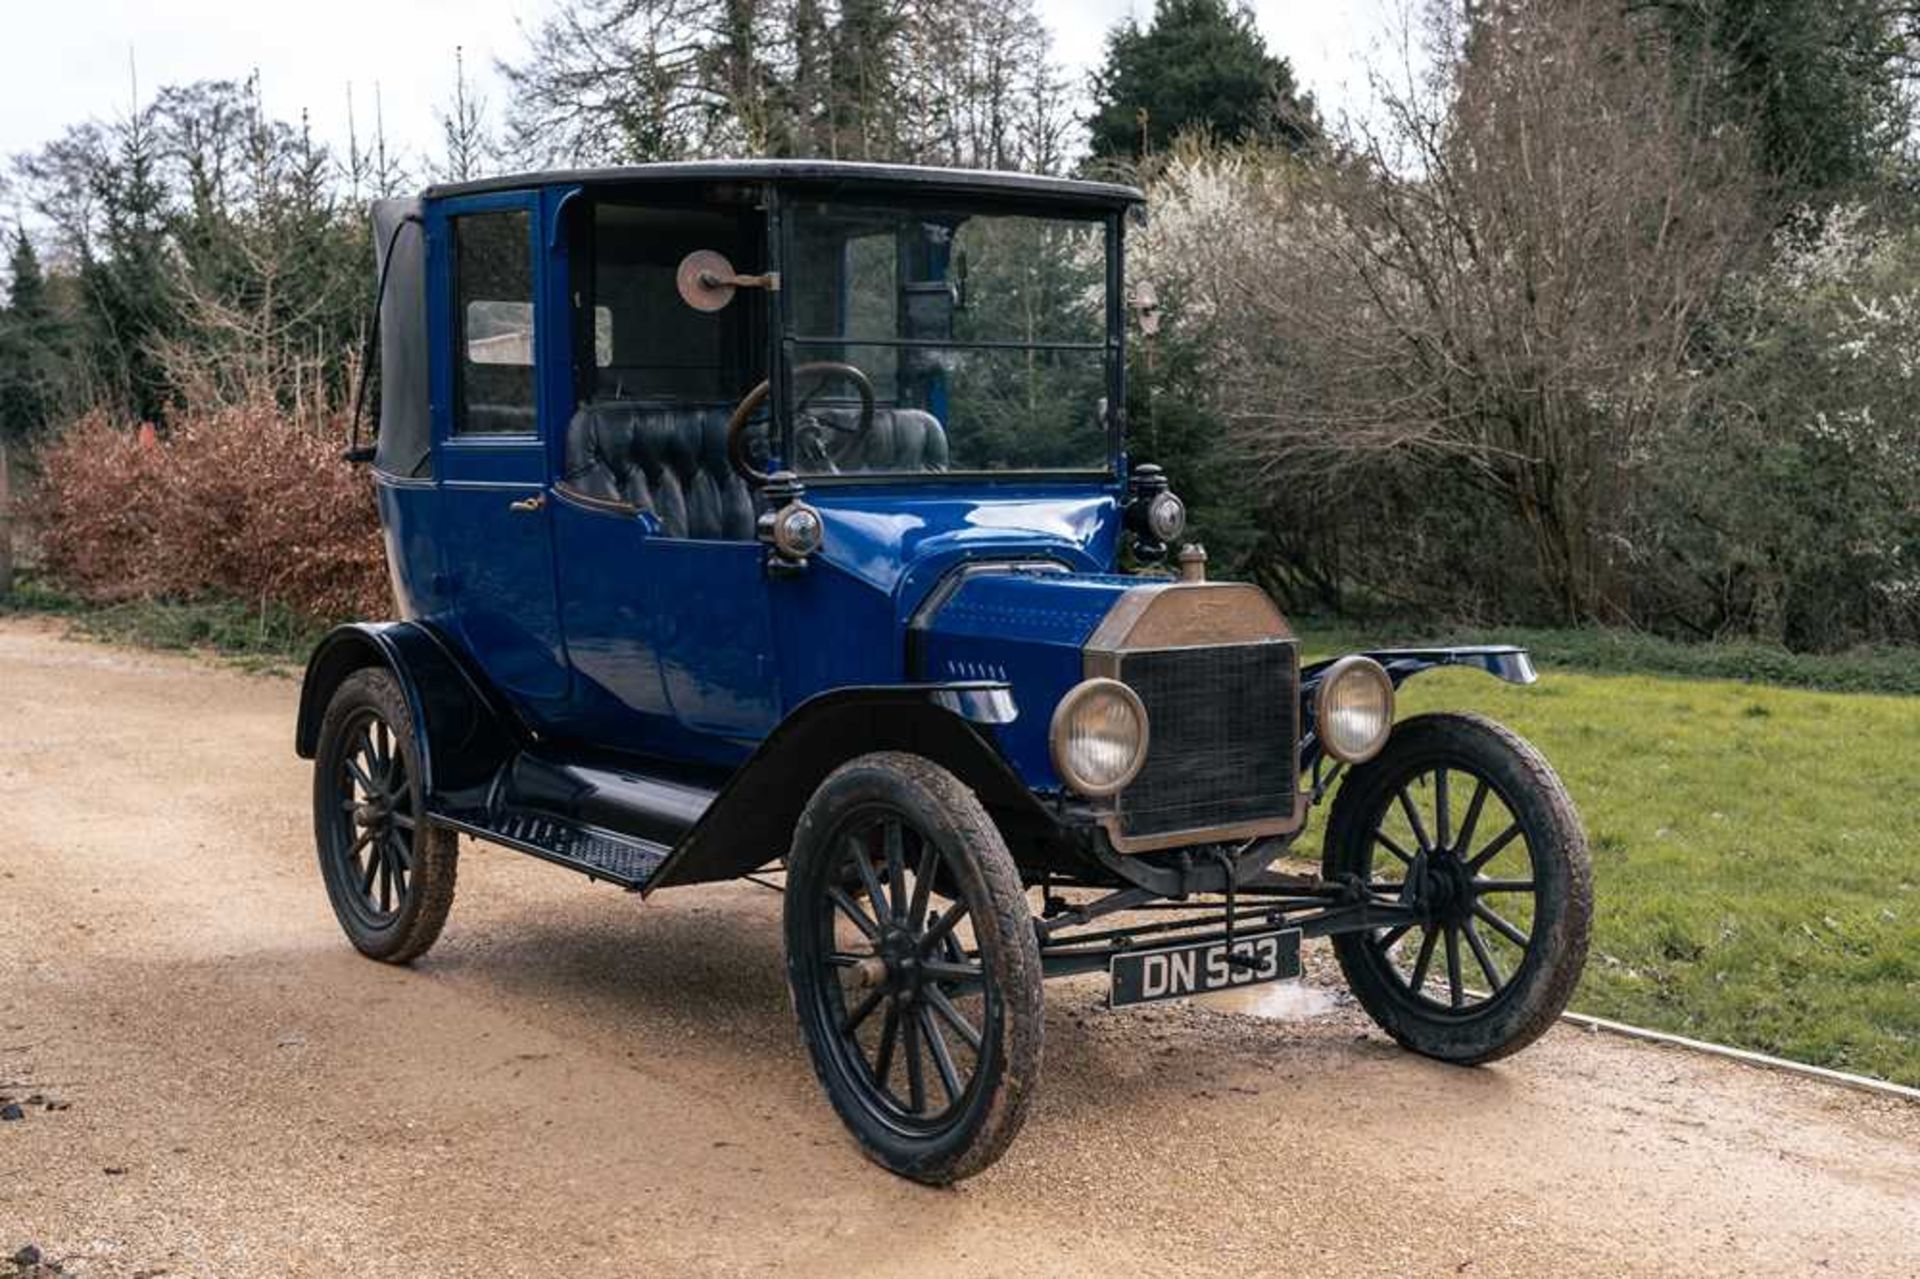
(293, 622, 518, 800)
(643, 683, 1065, 894)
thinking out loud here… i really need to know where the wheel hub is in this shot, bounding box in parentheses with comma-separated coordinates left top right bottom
(875, 927, 925, 998)
(1418, 850, 1477, 926)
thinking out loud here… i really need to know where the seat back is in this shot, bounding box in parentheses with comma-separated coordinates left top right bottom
(562, 402, 758, 540)
(563, 401, 953, 539)
(812, 407, 950, 474)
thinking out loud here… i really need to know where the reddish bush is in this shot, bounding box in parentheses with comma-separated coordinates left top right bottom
(38, 406, 389, 620)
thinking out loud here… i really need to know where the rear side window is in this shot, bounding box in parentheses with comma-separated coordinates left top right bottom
(453, 210, 536, 435)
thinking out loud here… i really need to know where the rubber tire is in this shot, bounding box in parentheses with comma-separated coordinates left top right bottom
(1323, 712, 1591, 1064)
(313, 667, 458, 964)
(784, 752, 1044, 1185)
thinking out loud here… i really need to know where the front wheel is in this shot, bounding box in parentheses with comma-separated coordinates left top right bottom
(1324, 712, 1591, 1064)
(784, 752, 1043, 1184)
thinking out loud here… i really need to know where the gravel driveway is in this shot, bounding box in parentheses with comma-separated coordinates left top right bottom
(1, 618, 1915, 1276)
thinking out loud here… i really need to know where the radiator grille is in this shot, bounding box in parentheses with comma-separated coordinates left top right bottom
(1115, 641, 1298, 841)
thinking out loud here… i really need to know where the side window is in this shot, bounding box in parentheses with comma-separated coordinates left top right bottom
(453, 210, 536, 435)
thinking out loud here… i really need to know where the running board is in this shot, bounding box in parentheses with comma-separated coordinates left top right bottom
(434, 807, 671, 891)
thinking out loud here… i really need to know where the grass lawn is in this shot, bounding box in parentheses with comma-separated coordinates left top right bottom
(0, 572, 329, 672)
(1293, 639, 1920, 1087)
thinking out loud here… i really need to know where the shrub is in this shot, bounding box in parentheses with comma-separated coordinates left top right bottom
(37, 404, 388, 621)
(1641, 206, 1920, 649)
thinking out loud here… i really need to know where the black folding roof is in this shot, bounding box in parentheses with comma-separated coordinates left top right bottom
(423, 159, 1144, 209)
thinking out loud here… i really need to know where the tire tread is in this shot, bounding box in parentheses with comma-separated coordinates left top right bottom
(784, 751, 1042, 1184)
(313, 668, 458, 964)
(1325, 712, 1591, 1064)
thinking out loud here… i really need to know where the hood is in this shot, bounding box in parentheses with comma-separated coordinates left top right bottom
(911, 566, 1134, 793)
(805, 484, 1125, 614)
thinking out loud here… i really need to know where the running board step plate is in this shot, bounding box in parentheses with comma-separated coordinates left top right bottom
(433, 807, 670, 890)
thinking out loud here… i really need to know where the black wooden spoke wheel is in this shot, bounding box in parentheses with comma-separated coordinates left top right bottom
(785, 753, 1042, 1184)
(313, 669, 457, 963)
(1324, 713, 1591, 1064)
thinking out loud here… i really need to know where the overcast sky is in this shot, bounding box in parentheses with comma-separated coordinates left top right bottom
(1, 1, 1405, 185)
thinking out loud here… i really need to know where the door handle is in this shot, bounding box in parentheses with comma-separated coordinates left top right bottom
(509, 494, 546, 514)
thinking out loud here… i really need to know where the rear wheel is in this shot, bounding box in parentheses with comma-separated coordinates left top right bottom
(313, 668, 458, 963)
(1324, 712, 1590, 1063)
(784, 752, 1043, 1184)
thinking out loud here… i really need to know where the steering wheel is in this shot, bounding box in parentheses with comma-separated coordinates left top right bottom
(725, 361, 876, 485)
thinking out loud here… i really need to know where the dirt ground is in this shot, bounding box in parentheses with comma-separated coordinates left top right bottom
(1, 617, 1915, 1278)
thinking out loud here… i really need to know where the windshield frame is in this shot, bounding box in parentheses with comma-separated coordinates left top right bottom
(766, 183, 1127, 486)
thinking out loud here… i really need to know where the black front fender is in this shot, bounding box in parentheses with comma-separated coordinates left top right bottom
(1302, 645, 1537, 693)
(1299, 645, 1536, 768)
(643, 682, 1067, 894)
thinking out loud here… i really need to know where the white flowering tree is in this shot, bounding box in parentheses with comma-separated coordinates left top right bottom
(1657, 207, 1920, 645)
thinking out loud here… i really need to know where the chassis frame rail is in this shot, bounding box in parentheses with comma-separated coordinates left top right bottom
(1034, 887, 1416, 980)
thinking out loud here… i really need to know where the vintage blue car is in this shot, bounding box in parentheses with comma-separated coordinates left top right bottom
(296, 160, 1592, 1183)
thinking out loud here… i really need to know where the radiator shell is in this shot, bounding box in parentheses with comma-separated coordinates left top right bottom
(1109, 640, 1300, 843)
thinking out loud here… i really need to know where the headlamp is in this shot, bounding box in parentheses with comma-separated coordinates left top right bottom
(1049, 678, 1150, 797)
(1314, 656, 1395, 763)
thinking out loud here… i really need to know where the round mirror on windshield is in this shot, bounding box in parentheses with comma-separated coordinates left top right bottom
(676, 249, 738, 312)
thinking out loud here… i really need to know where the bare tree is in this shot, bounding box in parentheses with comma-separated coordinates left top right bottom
(372, 83, 408, 198)
(435, 46, 498, 183)
(900, 0, 1066, 171)
(1149, 0, 1764, 622)
(147, 221, 345, 428)
(498, 0, 1070, 171)
(501, 0, 723, 164)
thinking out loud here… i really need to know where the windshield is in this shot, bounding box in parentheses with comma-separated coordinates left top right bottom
(782, 201, 1114, 477)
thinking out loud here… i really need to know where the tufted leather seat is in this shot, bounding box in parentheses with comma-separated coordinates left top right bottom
(562, 400, 952, 540)
(562, 402, 758, 540)
(805, 407, 950, 474)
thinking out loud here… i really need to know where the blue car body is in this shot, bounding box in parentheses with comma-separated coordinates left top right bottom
(298, 160, 1533, 897)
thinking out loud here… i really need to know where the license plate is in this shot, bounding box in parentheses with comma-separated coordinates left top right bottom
(1109, 929, 1302, 1008)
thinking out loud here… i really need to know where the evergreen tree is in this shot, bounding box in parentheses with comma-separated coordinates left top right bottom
(372, 83, 408, 198)
(825, 0, 902, 160)
(0, 226, 64, 445)
(1654, 0, 1912, 199)
(1086, 0, 1318, 161)
(93, 98, 177, 423)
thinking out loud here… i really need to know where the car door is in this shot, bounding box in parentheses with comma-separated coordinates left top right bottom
(431, 193, 569, 716)
(548, 196, 781, 763)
